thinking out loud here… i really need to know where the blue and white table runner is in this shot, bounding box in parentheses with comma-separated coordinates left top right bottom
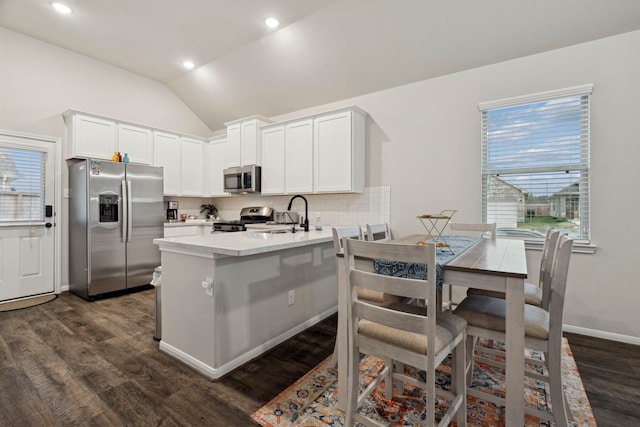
(373, 236, 479, 290)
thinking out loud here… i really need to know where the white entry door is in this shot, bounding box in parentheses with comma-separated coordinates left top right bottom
(0, 132, 57, 301)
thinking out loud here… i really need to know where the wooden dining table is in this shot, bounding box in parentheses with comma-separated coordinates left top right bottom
(335, 234, 528, 425)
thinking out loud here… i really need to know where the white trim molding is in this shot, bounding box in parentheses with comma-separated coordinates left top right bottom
(159, 306, 337, 380)
(479, 84, 594, 111)
(564, 324, 640, 346)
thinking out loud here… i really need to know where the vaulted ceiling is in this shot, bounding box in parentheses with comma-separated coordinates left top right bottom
(2, 0, 640, 131)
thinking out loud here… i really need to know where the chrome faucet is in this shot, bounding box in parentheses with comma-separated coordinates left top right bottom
(287, 195, 309, 232)
(283, 211, 297, 233)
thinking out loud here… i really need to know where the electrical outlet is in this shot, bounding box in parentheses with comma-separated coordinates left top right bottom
(287, 290, 295, 306)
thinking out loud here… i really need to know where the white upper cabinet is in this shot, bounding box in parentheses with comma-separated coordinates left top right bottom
(241, 120, 259, 165)
(180, 137, 204, 196)
(64, 112, 117, 160)
(118, 123, 153, 165)
(314, 108, 365, 193)
(225, 116, 272, 167)
(285, 119, 314, 194)
(260, 125, 285, 194)
(65, 111, 155, 165)
(256, 106, 366, 195)
(226, 123, 241, 167)
(205, 137, 229, 197)
(153, 131, 181, 195)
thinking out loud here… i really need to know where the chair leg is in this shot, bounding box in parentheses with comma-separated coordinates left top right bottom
(345, 347, 361, 427)
(383, 357, 394, 398)
(546, 350, 569, 427)
(394, 360, 406, 395)
(328, 338, 338, 369)
(452, 336, 467, 427)
(465, 335, 475, 385)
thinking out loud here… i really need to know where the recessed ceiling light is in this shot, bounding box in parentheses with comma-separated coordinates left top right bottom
(182, 60, 195, 70)
(51, 2, 72, 14)
(265, 17, 280, 28)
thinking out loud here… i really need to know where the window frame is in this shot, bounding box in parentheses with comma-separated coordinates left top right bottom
(0, 144, 48, 224)
(479, 84, 594, 250)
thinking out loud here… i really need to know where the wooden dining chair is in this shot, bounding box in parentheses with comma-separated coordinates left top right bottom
(454, 234, 574, 427)
(329, 226, 395, 368)
(365, 222, 390, 242)
(443, 222, 496, 311)
(467, 228, 560, 308)
(343, 238, 467, 427)
(449, 222, 496, 239)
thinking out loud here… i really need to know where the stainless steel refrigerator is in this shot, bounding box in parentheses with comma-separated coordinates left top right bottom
(69, 159, 164, 300)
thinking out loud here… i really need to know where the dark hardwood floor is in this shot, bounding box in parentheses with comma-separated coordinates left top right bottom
(563, 332, 640, 426)
(0, 289, 638, 426)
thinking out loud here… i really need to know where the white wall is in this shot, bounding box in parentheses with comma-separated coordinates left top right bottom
(0, 27, 212, 288)
(0, 27, 211, 137)
(266, 30, 640, 342)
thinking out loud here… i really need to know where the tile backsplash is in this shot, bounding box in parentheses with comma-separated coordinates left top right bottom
(165, 186, 390, 227)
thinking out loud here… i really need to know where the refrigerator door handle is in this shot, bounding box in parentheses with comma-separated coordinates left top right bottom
(121, 180, 128, 243)
(127, 180, 133, 242)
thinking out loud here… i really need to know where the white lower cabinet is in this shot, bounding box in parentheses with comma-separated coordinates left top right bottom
(163, 225, 211, 238)
(153, 131, 181, 195)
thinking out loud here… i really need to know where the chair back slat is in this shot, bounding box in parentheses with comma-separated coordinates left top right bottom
(449, 222, 496, 239)
(351, 270, 429, 301)
(344, 239, 437, 339)
(547, 234, 573, 340)
(365, 222, 390, 242)
(356, 300, 430, 335)
(540, 229, 561, 309)
(332, 226, 362, 255)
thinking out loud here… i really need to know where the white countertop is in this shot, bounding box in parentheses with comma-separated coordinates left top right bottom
(154, 227, 333, 257)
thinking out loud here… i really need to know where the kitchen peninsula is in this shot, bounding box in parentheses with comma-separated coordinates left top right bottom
(153, 228, 336, 380)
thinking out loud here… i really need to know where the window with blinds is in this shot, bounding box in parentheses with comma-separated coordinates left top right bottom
(0, 147, 47, 222)
(480, 85, 592, 240)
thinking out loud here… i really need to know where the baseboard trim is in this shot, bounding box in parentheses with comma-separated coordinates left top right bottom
(159, 305, 338, 380)
(564, 324, 640, 346)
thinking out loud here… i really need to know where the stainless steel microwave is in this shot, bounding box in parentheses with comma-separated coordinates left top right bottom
(223, 165, 261, 193)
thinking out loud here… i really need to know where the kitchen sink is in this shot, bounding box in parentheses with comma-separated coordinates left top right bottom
(252, 228, 294, 234)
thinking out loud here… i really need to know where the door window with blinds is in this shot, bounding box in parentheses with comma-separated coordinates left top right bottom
(480, 85, 592, 240)
(0, 147, 47, 222)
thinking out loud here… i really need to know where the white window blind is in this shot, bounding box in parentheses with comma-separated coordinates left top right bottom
(480, 85, 592, 240)
(0, 147, 47, 222)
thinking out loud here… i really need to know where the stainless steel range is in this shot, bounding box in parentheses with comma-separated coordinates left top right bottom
(213, 206, 274, 232)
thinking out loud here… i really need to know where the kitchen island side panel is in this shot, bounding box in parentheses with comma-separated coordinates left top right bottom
(159, 240, 336, 379)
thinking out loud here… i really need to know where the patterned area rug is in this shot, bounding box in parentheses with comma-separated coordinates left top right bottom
(252, 338, 596, 426)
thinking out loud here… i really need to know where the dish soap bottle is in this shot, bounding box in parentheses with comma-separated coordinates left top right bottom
(123, 153, 129, 163)
(315, 214, 322, 231)
(112, 151, 119, 162)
